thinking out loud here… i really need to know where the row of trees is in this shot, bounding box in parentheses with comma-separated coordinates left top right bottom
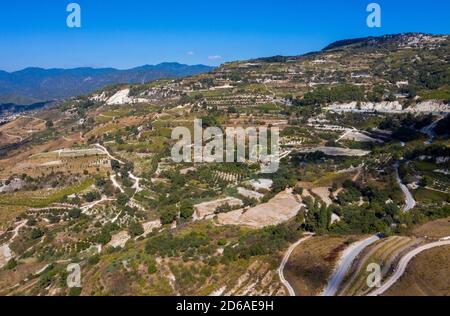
(222, 223, 301, 261)
(294, 85, 365, 106)
(145, 231, 211, 258)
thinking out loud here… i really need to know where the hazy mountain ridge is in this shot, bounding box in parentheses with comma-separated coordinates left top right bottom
(0, 63, 214, 105)
(0, 101, 56, 118)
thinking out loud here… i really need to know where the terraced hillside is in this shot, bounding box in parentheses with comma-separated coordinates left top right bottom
(0, 33, 449, 296)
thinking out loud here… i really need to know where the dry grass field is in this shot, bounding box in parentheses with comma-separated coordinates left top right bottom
(84, 115, 146, 139)
(283, 235, 359, 296)
(383, 246, 450, 296)
(0, 116, 46, 147)
(0, 133, 85, 176)
(12, 148, 110, 177)
(412, 217, 450, 239)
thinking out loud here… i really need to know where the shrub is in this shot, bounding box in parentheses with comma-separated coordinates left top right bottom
(6, 258, 17, 270)
(159, 207, 178, 225)
(180, 201, 194, 219)
(147, 258, 157, 274)
(68, 208, 82, 219)
(128, 222, 144, 237)
(88, 255, 100, 265)
(31, 228, 44, 240)
(117, 193, 130, 207)
(94, 230, 112, 245)
(69, 287, 82, 296)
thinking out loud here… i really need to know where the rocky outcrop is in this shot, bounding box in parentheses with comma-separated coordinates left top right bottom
(326, 100, 449, 114)
(326, 101, 402, 112)
(91, 89, 149, 105)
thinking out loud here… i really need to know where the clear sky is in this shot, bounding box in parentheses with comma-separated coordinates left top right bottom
(1, 0, 449, 71)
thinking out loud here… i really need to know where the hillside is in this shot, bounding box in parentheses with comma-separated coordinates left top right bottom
(80, 33, 449, 110)
(0, 33, 448, 297)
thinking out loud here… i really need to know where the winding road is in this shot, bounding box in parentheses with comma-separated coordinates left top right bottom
(81, 196, 116, 214)
(394, 162, 416, 212)
(420, 115, 444, 145)
(110, 174, 125, 193)
(0, 220, 27, 268)
(95, 143, 125, 165)
(97, 144, 147, 212)
(278, 235, 314, 296)
(280, 118, 441, 297)
(368, 238, 450, 296)
(321, 235, 381, 296)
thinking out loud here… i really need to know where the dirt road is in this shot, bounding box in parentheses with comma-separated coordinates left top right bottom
(278, 235, 314, 296)
(321, 235, 380, 296)
(368, 237, 450, 296)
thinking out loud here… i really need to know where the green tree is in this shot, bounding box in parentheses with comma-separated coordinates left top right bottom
(420, 176, 431, 188)
(111, 160, 121, 172)
(95, 230, 112, 245)
(319, 205, 330, 230)
(180, 201, 194, 220)
(84, 191, 100, 203)
(31, 228, 44, 240)
(6, 258, 17, 270)
(128, 221, 144, 237)
(160, 207, 178, 225)
(117, 193, 130, 207)
(68, 208, 82, 219)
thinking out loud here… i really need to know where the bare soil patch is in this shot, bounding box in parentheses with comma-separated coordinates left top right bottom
(217, 190, 301, 228)
(0, 116, 46, 147)
(194, 197, 243, 219)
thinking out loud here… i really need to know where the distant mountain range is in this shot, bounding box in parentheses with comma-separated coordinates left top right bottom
(0, 62, 214, 105)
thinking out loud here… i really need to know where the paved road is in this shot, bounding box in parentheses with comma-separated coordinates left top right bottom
(394, 163, 416, 212)
(321, 235, 381, 296)
(368, 238, 450, 296)
(278, 235, 314, 296)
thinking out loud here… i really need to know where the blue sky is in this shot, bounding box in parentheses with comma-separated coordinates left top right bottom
(1, 0, 449, 71)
